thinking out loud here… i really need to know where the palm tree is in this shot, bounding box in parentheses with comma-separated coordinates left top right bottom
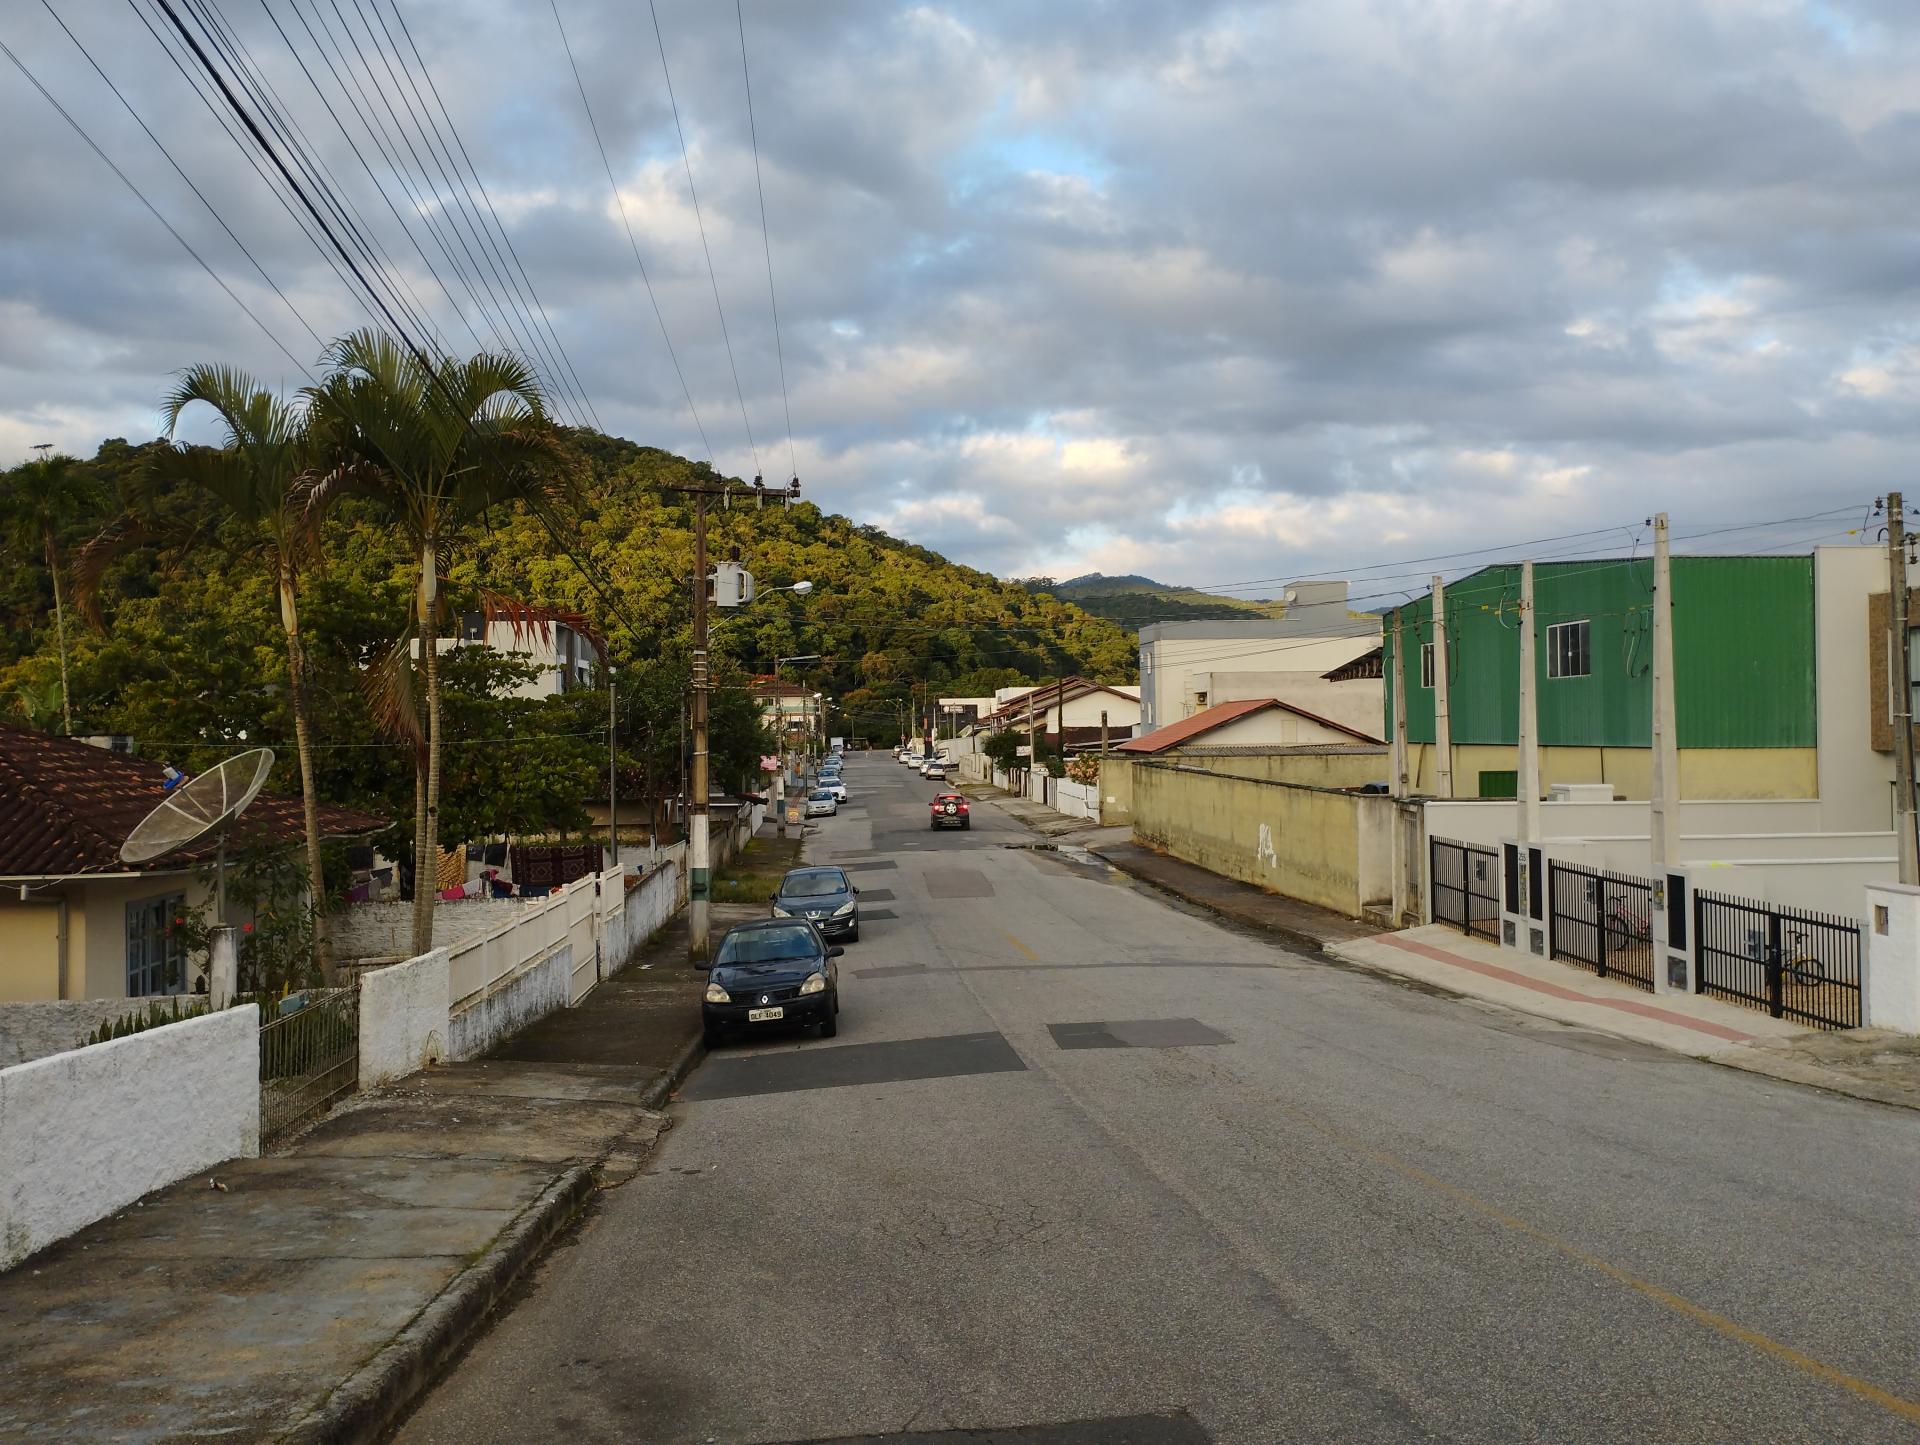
(305, 330, 572, 955)
(76, 367, 337, 974)
(0, 453, 97, 733)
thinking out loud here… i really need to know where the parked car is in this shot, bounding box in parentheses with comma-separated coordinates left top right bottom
(930, 791, 970, 830)
(702, 919, 842, 1045)
(822, 780, 849, 802)
(804, 789, 838, 817)
(770, 864, 860, 941)
(924, 762, 949, 781)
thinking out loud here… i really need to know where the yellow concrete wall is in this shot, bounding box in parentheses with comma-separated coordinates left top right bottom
(1130, 762, 1384, 916)
(1178, 749, 1388, 789)
(1406, 744, 1817, 800)
(1098, 756, 1136, 825)
(0, 905, 62, 1002)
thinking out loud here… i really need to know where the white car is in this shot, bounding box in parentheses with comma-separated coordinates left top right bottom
(804, 789, 838, 817)
(924, 763, 948, 781)
(823, 780, 849, 802)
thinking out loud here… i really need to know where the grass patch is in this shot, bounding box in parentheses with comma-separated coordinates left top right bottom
(710, 835, 806, 904)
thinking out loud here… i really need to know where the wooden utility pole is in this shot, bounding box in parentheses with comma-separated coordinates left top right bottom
(666, 474, 801, 961)
(1892, 493, 1917, 885)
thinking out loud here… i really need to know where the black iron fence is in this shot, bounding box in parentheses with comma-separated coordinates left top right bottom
(1547, 861, 1657, 993)
(1694, 892, 1861, 1030)
(1431, 837, 1500, 941)
(256, 986, 359, 1140)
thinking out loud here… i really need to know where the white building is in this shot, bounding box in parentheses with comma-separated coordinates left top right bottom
(1137, 581, 1382, 732)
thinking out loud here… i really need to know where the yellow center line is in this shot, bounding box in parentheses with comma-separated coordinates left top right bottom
(1287, 1106, 1920, 1425)
(1003, 932, 1038, 961)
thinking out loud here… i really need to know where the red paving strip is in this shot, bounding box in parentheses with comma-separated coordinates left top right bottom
(1375, 933, 1759, 1045)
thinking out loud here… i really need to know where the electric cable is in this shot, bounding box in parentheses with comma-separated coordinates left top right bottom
(548, 0, 714, 466)
(0, 34, 312, 377)
(649, 0, 760, 478)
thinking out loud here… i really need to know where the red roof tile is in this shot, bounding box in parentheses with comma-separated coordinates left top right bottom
(0, 724, 388, 878)
(1116, 697, 1381, 754)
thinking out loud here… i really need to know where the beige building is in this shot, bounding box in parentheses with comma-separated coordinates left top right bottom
(0, 727, 384, 1002)
(1118, 696, 1382, 755)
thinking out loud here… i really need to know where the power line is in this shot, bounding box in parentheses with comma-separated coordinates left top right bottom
(548, 0, 714, 465)
(37, 0, 324, 353)
(384, 0, 605, 434)
(0, 34, 312, 377)
(649, 0, 759, 478)
(734, 0, 795, 483)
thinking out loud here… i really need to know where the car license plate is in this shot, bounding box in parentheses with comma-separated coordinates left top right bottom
(747, 1006, 784, 1022)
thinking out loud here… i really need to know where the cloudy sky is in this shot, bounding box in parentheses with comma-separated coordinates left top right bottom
(2, 0, 1916, 595)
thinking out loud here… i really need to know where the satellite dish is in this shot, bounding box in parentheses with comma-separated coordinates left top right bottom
(122, 749, 275, 864)
(122, 749, 274, 920)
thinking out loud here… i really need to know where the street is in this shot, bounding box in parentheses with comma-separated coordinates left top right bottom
(396, 753, 1920, 1444)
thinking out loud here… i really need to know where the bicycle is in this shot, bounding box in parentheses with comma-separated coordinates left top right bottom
(1602, 894, 1652, 949)
(1771, 930, 1826, 990)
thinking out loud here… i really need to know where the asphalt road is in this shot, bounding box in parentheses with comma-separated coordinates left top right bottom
(396, 753, 1920, 1444)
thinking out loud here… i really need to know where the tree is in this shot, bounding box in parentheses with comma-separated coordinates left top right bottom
(0, 453, 98, 733)
(305, 331, 573, 955)
(75, 369, 340, 973)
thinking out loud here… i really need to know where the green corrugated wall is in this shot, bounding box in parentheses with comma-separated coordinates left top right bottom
(1381, 556, 1815, 748)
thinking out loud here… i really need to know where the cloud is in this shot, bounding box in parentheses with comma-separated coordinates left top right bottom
(3, 0, 1919, 593)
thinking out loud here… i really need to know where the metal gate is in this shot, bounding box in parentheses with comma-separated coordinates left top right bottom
(1430, 837, 1499, 941)
(1548, 861, 1656, 993)
(257, 985, 359, 1140)
(1694, 891, 1861, 1030)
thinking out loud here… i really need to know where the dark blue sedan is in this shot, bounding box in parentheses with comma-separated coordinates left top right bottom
(702, 919, 842, 1047)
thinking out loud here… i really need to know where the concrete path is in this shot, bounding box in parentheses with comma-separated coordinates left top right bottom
(0, 899, 743, 1443)
(395, 754, 1920, 1444)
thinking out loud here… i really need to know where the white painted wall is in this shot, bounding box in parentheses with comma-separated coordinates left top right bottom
(1814, 546, 1898, 833)
(358, 949, 448, 1089)
(1864, 882, 1920, 1033)
(1055, 780, 1100, 821)
(1195, 673, 1384, 737)
(447, 945, 571, 1061)
(0, 1005, 258, 1270)
(334, 895, 542, 963)
(1139, 623, 1379, 730)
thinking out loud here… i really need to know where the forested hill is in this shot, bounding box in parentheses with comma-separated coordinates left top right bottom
(1, 431, 1136, 762)
(1017, 571, 1281, 631)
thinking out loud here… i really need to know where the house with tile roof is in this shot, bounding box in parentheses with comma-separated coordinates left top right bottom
(0, 725, 385, 1002)
(1117, 697, 1384, 754)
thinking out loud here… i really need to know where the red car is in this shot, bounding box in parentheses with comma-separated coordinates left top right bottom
(930, 791, 970, 830)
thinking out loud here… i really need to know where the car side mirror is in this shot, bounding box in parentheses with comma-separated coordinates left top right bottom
(829, 946, 844, 958)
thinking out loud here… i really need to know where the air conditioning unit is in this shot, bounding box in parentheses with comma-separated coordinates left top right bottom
(1548, 783, 1615, 803)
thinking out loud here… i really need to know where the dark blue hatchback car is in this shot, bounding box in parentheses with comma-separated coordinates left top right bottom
(702, 918, 842, 1047)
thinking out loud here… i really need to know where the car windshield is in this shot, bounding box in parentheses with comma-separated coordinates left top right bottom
(782, 869, 847, 899)
(809, 790, 832, 801)
(716, 925, 819, 965)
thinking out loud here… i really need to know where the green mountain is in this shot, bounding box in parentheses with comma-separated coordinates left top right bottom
(1019, 571, 1282, 631)
(0, 432, 1138, 835)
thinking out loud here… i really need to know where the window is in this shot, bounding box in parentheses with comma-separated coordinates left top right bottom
(126, 892, 187, 997)
(1547, 620, 1591, 679)
(1420, 642, 1435, 689)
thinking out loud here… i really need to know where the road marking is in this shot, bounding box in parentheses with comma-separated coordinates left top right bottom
(1003, 932, 1038, 960)
(1288, 1106, 1920, 1426)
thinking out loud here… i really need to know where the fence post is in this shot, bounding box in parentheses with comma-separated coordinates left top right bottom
(1767, 908, 1785, 1018)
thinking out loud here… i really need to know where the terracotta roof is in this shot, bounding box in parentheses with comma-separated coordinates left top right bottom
(1116, 698, 1381, 754)
(987, 677, 1138, 724)
(0, 724, 388, 879)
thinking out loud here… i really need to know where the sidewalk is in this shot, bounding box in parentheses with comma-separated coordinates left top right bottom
(963, 778, 1130, 844)
(0, 902, 756, 1444)
(1039, 819, 1920, 1114)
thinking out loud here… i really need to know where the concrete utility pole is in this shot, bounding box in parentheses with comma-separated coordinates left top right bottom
(668, 473, 802, 961)
(1432, 575, 1455, 799)
(607, 665, 619, 869)
(1516, 562, 1541, 846)
(1891, 492, 1918, 884)
(1390, 609, 1410, 799)
(1649, 513, 1683, 988)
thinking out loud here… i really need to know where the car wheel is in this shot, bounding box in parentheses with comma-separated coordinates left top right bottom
(847, 926, 861, 943)
(930, 819, 939, 830)
(702, 1026, 723, 1050)
(962, 819, 971, 830)
(819, 1001, 839, 1038)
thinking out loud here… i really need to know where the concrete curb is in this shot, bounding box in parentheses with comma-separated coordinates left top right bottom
(278, 1166, 596, 1445)
(1089, 844, 1335, 956)
(279, 1027, 708, 1445)
(1704, 1050, 1920, 1113)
